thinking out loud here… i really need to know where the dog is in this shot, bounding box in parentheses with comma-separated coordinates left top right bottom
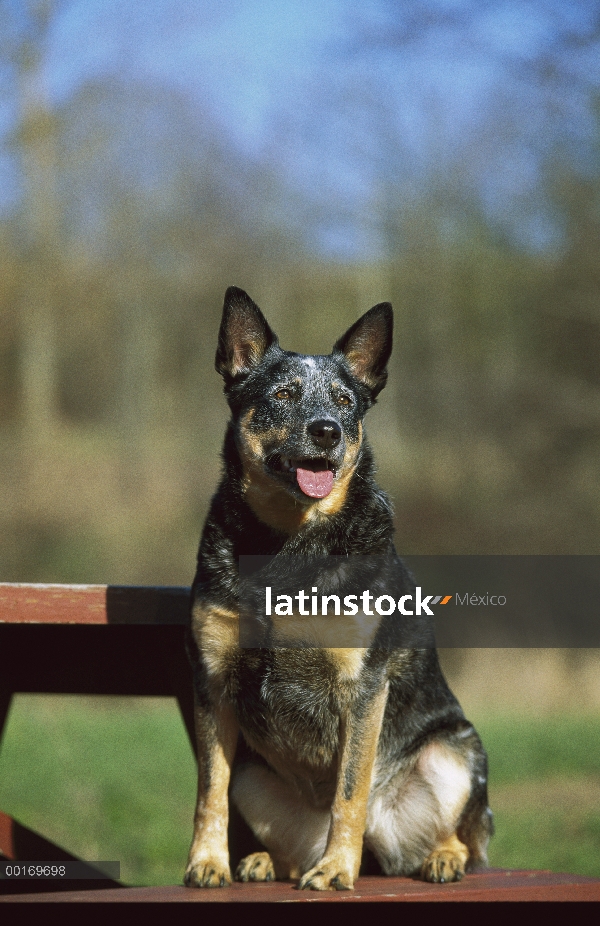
(184, 286, 493, 890)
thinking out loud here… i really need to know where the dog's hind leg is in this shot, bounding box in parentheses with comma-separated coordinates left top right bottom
(367, 738, 488, 882)
(235, 850, 277, 883)
(421, 831, 469, 883)
(230, 763, 330, 880)
(418, 731, 493, 882)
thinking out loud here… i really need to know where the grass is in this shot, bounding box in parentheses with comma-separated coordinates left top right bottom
(0, 697, 197, 886)
(477, 715, 600, 877)
(0, 697, 599, 885)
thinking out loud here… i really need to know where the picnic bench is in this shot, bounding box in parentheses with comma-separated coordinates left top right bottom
(1, 583, 599, 903)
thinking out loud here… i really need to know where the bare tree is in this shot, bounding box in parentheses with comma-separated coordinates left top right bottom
(2, 0, 63, 439)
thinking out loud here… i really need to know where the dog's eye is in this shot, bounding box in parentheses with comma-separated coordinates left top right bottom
(275, 389, 292, 400)
(336, 395, 352, 406)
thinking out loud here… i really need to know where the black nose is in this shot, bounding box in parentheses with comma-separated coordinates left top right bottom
(307, 419, 342, 450)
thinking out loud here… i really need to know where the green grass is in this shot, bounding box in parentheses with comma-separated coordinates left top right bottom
(477, 715, 600, 877)
(478, 715, 600, 784)
(0, 698, 599, 885)
(0, 697, 197, 886)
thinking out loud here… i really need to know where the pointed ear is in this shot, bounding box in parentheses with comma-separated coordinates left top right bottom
(215, 287, 278, 380)
(333, 303, 393, 397)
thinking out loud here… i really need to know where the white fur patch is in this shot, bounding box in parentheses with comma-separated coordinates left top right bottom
(417, 742, 471, 824)
(364, 744, 471, 876)
(231, 764, 330, 878)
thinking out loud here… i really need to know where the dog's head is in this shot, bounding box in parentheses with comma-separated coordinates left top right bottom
(216, 287, 393, 527)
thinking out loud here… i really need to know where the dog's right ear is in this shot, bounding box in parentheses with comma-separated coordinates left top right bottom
(216, 287, 278, 381)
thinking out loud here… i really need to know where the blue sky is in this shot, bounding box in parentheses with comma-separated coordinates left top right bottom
(3, 0, 599, 257)
(43, 0, 522, 155)
(47, 0, 344, 155)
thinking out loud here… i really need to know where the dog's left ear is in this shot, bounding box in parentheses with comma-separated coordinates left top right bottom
(333, 303, 393, 398)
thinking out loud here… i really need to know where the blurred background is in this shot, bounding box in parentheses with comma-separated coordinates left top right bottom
(0, 0, 599, 886)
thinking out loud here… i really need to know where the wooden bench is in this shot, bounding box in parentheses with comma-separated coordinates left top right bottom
(1, 583, 599, 903)
(0, 583, 195, 742)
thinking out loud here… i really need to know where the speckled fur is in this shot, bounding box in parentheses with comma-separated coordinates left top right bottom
(184, 287, 493, 891)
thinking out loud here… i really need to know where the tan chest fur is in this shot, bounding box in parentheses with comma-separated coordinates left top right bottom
(191, 601, 239, 681)
(193, 597, 379, 683)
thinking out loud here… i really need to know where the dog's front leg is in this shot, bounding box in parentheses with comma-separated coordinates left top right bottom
(184, 691, 238, 888)
(299, 681, 389, 891)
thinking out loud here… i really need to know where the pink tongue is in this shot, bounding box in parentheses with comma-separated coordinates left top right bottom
(296, 467, 334, 499)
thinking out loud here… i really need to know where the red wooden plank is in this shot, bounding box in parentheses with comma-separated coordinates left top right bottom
(0, 585, 189, 626)
(2, 871, 600, 902)
(0, 811, 14, 860)
(0, 811, 124, 895)
(0, 585, 106, 624)
(0, 810, 84, 863)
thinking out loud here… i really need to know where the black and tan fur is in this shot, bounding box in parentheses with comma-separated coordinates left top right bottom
(184, 287, 493, 891)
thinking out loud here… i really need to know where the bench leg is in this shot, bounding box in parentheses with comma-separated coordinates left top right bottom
(0, 692, 12, 749)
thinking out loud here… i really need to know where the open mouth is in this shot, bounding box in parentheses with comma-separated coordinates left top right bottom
(267, 455, 336, 499)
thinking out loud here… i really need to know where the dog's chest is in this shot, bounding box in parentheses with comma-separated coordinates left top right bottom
(228, 648, 350, 771)
(193, 600, 368, 771)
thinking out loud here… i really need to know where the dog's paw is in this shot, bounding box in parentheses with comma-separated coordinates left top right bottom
(298, 857, 355, 891)
(184, 858, 232, 888)
(421, 841, 467, 884)
(235, 851, 275, 883)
